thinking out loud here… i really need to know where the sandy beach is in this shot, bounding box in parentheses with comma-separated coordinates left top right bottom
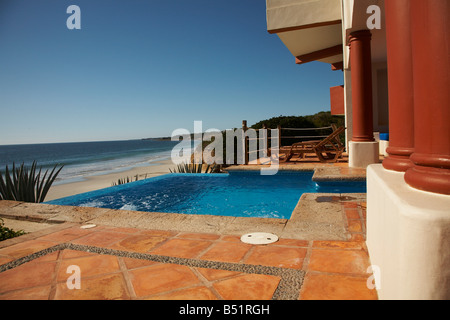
(45, 159, 176, 201)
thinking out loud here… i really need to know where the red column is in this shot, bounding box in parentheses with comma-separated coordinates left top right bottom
(348, 30, 375, 142)
(404, 0, 450, 195)
(382, 0, 415, 172)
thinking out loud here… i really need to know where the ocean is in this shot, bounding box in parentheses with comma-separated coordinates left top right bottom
(0, 139, 188, 185)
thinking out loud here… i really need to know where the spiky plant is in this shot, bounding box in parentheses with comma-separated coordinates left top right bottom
(111, 174, 140, 186)
(169, 162, 219, 173)
(0, 161, 64, 203)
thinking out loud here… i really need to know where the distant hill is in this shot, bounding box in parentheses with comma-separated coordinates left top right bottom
(250, 111, 345, 144)
(142, 133, 195, 141)
(250, 111, 344, 130)
(144, 111, 344, 143)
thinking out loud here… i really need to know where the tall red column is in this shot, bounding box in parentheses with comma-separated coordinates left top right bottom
(348, 30, 375, 142)
(404, 0, 450, 195)
(382, 0, 415, 172)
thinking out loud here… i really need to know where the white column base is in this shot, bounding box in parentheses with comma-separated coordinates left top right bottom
(349, 141, 379, 168)
(379, 140, 389, 157)
(367, 164, 450, 300)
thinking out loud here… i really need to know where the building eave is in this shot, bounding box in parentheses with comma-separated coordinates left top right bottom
(267, 0, 344, 66)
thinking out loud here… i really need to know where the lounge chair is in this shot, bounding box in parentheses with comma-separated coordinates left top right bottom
(284, 125, 346, 163)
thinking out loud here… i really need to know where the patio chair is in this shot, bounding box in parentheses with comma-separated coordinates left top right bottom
(284, 125, 346, 163)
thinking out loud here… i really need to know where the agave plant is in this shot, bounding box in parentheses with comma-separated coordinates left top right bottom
(111, 174, 140, 186)
(169, 162, 219, 173)
(0, 161, 64, 203)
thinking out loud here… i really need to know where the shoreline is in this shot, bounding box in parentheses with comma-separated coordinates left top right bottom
(45, 159, 176, 201)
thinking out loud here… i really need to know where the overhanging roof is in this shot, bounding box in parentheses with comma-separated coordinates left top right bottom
(266, 0, 344, 66)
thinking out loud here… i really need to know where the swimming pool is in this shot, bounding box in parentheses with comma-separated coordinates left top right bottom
(47, 171, 366, 219)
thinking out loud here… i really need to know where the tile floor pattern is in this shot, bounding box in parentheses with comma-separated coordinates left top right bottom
(0, 200, 377, 300)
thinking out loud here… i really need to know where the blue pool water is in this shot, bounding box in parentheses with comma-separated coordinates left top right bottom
(46, 171, 366, 219)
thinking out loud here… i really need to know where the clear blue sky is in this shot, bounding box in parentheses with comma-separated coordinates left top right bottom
(0, 0, 343, 145)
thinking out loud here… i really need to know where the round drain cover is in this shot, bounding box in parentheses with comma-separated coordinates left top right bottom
(240, 232, 279, 245)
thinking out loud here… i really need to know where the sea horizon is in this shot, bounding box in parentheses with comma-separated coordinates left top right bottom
(0, 139, 194, 186)
(0, 137, 172, 147)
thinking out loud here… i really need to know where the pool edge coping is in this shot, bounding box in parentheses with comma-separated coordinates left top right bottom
(0, 191, 366, 242)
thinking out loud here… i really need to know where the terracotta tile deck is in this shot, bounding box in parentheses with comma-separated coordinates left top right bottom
(0, 198, 377, 300)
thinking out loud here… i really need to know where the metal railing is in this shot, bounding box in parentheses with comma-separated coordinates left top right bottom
(240, 120, 336, 164)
